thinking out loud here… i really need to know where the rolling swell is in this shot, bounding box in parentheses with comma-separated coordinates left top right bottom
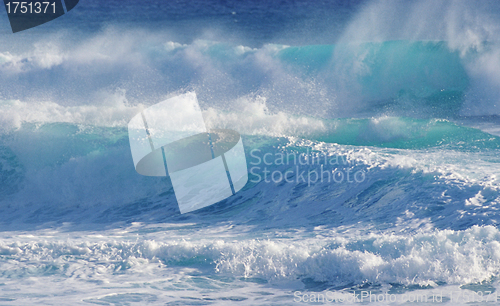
(0, 38, 479, 119)
(0, 119, 498, 231)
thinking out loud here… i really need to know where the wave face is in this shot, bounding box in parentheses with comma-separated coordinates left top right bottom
(1, 119, 499, 227)
(1, 0, 500, 304)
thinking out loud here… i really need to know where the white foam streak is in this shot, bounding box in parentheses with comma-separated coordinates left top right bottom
(203, 95, 326, 137)
(0, 90, 144, 130)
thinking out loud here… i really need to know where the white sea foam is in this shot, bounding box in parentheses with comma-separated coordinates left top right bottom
(0, 225, 499, 304)
(203, 95, 326, 137)
(0, 95, 142, 131)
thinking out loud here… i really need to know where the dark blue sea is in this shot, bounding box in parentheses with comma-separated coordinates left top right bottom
(0, 0, 500, 304)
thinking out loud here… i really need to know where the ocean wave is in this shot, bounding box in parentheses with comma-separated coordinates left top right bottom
(1, 225, 500, 288)
(0, 121, 498, 230)
(0, 28, 498, 119)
